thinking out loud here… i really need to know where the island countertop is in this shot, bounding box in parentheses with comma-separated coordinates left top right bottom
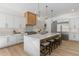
(24, 33, 60, 40)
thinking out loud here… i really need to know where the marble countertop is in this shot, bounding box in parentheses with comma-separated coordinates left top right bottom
(0, 33, 23, 36)
(24, 33, 60, 40)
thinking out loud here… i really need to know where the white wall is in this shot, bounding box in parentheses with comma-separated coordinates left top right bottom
(46, 12, 79, 41)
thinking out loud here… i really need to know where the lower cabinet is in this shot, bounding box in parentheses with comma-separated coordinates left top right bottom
(7, 35, 17, 45)
(15, 34, 23, 43)
(0, 34, 23, 48)
(0, 36, 8, 48)
(74, 34, 79, 41)
(69, 33, 79, 41)
(69, 33, 75, 41)
(8, 34, 23, 46)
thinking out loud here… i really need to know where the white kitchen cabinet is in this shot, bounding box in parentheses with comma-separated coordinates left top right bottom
(15, 34, 23, 43)
(19, 17, 25, 28)
(8, 34, 23, 45)
(0, 36, 7, 48)
(74, 34, 79, 41)
(8, 35, 17, 45)
(69, 33, 79, 41)
(0, 12, 24, 28)
(6, 15, 24, 28)
(14, 16, 25, 28)
(69, 33, 75, 41)
(0, 34, 23, 48)
(0, 14, 6, 28)
(14, 16, 21, 28)
(6, 15, 14, 28)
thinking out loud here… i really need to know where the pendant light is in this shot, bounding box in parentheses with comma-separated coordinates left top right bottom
(37, 3, 40, 17)
(51, 9, 53, 17)
(45, 4, 48, 19)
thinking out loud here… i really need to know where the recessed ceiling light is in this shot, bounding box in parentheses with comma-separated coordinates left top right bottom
(72, 9, 75, 12)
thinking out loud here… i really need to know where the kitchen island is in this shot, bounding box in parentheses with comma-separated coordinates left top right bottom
(24, 33, 60, 56)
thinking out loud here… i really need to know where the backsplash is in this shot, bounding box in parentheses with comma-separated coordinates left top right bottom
(0, 28, 24, 34)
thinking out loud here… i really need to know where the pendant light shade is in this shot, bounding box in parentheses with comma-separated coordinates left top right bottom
(51, 9, 53, 17)
(45, 5, 48, 19)
(37, 3, 40, 17)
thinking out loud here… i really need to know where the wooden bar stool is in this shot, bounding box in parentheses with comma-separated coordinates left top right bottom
(59, 35, 62, 45)
(40, 41, 51, 56)
(47, 39, 55, 52)
(54, 35, 61, 49)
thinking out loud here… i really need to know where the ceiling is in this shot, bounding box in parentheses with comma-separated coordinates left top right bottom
(0, 3, 38, 16)
(38, 3, 79, 18)
(0, 3, 79, 17)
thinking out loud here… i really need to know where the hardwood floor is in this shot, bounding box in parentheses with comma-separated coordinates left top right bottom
(51, 40, 79, 56)
(0, 43, 29, 56)
(0, 40, 79, 56)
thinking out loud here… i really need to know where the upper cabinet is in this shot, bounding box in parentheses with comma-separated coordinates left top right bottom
(24, 11, 37, 25)
(0, 12, 24, 28)
(6, 15, 14, 28)
(0, 13, 6, 28)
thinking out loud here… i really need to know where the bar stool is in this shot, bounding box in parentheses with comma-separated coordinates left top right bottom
(59, 35, 62, 45)
(40, 41, 51, 56)
(57, 35, 62, 45)
(47, 39, 55, 52)
(54, 35, 61, 49)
